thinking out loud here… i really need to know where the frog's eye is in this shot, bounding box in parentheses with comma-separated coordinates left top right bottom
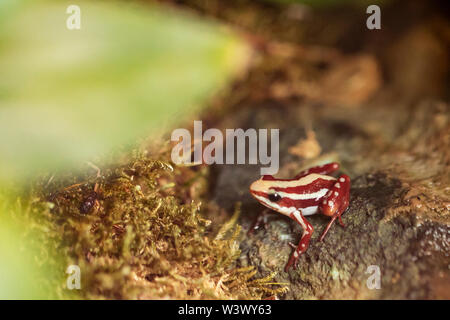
(268, 192, 281, 202)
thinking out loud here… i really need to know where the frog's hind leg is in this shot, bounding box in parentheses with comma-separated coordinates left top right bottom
(318, 174, 351, 242)
(294, 162, 340, 179)
(285, 209, 314, 271)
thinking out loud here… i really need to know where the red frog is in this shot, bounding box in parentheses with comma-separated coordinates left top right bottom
(249, 162, 351, 271)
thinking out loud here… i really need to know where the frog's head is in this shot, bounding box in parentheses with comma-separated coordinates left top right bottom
(249, 175, 293, 216)
(250, 173, 336, 217)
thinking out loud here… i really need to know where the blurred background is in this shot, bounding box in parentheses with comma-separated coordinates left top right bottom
(0, 0, 448, 299)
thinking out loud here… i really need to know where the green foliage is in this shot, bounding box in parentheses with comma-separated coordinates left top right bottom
(0, 0, 249, 185)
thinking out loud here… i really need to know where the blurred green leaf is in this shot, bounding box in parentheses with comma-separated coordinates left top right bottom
(0, 191, 64, 299)
(0, 0, 250, 185)
(0, 224, 42, 299)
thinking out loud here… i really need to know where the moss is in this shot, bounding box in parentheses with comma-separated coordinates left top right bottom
(26, 148, 287, 299)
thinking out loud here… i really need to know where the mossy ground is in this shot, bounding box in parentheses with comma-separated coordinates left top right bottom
(25, 146, 287, 299)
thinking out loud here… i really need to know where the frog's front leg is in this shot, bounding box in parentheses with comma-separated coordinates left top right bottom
(319, 174, 351, 242)
(248, 209, 271, 235)
(285, 210, 314, 271)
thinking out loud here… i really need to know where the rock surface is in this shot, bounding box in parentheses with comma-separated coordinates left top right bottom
(210, 100, 449, 299)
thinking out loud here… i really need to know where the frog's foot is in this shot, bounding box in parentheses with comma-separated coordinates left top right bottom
(248, 209, 271, 235)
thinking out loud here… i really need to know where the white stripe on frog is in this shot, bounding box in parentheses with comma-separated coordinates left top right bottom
(254, 194, 318, 216)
